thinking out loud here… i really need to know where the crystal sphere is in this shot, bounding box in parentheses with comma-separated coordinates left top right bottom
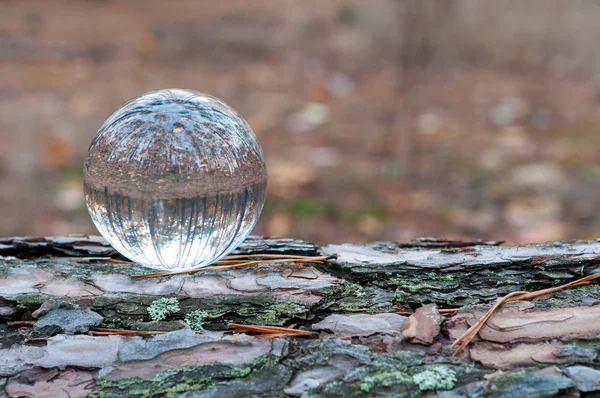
(83, 89, 267, 271)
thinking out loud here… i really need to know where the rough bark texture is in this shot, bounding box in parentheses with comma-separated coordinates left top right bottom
(0, 235, 599, 397)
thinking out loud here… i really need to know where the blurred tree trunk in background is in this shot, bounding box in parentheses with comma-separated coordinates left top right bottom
(0, 236, 599, 396)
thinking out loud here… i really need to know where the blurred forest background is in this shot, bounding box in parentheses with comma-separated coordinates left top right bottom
(1, 0, 600, 244)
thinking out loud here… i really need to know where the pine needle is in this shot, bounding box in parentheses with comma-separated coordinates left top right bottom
(88, 327, 167, 336)
(131, 255, 330, 279)
(397, 308, 458, 316)
(451, 272, 600, 358)
(228, 322, 312, 338)
(8, 321, 35, 327)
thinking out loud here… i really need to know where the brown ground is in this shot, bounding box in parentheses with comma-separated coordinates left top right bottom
(1, 0, 599, 245)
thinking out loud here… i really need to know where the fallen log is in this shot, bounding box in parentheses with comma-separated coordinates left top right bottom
(0, 235, 598, 397)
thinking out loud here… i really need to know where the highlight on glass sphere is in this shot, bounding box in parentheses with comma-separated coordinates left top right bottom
(83, 89, 267, 271)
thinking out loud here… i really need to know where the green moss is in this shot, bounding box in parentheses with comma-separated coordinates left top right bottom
(489, 370, 574, 398)
(389, 274, 461, 293)
(412, 366, 456, 391)
(395, 287, 463, 306)
(359, 380, 372, 392)
(320, 365, 415, 397)
(204, 308, 229, 319)
(535, 284, 600, 308)
(322, 371, 413, 398)
(88, 295, 155, 329)
(358, 371, 412, 392)
(177, 295, 311, 328)
(491, 370, 527, 387)
(90, 372, 214, 398)
(147, 298, 180, 321)
(388, 350, 423, 367)
(87, 338, 497, 397)
(131, 321, 186, 332)
(89, 295, 122, 309)
(389, 271, 469, 306)
(80, 281, 597, 330)
(251, 353, 282, 370)
(15, 294, 50, 308)
(226, 366, 253, 378)
(91, 354, 283, 398)
(291, 340, 425, 397)
(234, 299, 306, 325)
(392, 276, 501, 306)
(315, 283, 395, 313)
(91, 295, 155, 310)
(558, 336, 600, 363)
(537, 270, 573, 279)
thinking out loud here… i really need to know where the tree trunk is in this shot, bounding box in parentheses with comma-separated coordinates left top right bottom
(0, 235, 598, 397)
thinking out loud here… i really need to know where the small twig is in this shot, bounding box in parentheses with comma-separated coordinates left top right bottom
(62, 257, 135, 264)
(252, 333, 287, 339)
(8, 321, 35, 327)
(87, 328, 209, 336)
(440, 309, 458, 314)
(90, 327, 140, 332)
(451, 273, 600, 358)
(104, 258, 136, 264)
(220, 254, 320, 260)
(88, 331, 140, 336)
(228, 323, 312, 334)
(254, 332, 310, 339)
(228, 323, 312, 338)
(7, 322, 171, 337)
(397, 308, 458, 316)
(131, 255, 329, 279)
(88, 327, 167, 336)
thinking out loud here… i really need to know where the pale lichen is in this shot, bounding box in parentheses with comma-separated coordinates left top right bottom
(359, 371, 410, 392)
(147, 298, 180, 321)
(184, 309, 208, 330)
(412, 366, 457, 391)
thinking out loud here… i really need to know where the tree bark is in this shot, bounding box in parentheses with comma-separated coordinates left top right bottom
(0, 235, 598, 397)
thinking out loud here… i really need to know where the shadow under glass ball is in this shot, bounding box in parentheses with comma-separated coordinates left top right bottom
(83, 89, 267, 271)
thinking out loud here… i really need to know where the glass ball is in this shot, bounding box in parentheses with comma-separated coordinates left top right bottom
(83, 89, 267, 271)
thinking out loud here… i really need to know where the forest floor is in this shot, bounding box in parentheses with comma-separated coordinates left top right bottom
(0, 0, 599, 244)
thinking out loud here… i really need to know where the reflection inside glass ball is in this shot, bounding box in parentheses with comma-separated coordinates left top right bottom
(83, 89, 267, 271)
